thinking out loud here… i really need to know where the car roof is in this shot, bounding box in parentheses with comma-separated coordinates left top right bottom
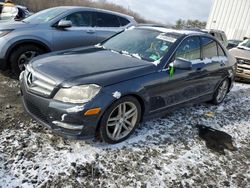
(55, 6, 135, 20)
(136, 25, 206, 36)
(202, 29, 225, 34)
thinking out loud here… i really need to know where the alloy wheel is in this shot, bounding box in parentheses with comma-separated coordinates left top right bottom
(216, 80, 229, 103)
(106, 102, 138, 141)
(17, 51, 37, 71)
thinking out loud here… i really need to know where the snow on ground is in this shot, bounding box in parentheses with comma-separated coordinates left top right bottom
(0, 73, 250, 187)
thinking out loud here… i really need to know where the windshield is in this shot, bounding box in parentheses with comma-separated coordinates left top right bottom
(238, 39, 250, 49)
(102, 28, 180, 63)
(23, 7, 67, 24)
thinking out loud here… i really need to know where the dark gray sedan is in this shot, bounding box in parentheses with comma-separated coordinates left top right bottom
(20, 26, 237, 144)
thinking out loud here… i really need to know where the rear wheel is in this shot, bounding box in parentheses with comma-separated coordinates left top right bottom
(99, 96, 141, 144)
(10, 45, 45, 76)
(212, 78, 229, 105)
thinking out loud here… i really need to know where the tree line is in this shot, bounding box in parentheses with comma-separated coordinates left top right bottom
(13, 0, 206, 28)
(13, 0, 148, 23)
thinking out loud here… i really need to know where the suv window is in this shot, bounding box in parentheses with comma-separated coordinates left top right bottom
(96, 12, 120, 27)
(176, 37, 201, 61)
(118, 16, 130, 26)
(222, 35, 227, 42)
(64, 12, 93, 27)
(201, 37, 218, 59)
(215, 33, 223, 42)
(218, 44, 226, 56)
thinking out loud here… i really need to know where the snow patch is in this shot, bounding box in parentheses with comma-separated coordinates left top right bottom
(112, 91, 121, 99)
(65, 105, 85, 113)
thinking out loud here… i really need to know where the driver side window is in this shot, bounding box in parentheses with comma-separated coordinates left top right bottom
(175, 37, 201, 61)
(63, 12, 93, 27)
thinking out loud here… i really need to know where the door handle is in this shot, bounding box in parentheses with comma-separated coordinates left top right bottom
(196, 67, 203, 72)
(86, 30, 95, 34)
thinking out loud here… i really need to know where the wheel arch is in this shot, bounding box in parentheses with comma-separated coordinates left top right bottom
(6, 39, 51, 66)
(95, 93, 146, 136)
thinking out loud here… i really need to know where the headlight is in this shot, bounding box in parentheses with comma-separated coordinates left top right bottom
(0, 30, 13, 37)
(54, 84, 101, 104)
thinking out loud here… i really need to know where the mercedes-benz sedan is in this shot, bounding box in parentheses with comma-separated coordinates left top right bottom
(20, 26, 236, 144)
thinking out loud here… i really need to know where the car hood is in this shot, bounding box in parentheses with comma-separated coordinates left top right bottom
(31, 47, 157, 87)
(229, 47, 250, 60)
(0, 21, 36, 29)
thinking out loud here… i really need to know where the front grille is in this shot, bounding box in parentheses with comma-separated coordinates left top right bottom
(24, 65, 57, 97)
(236, 58, 250, 66)
(24, 98, 49, 124)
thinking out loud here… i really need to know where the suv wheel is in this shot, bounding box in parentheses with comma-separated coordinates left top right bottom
(212, 78, 229, 105)
(10, 45, 45, 76)
(99, 96, 141, 144)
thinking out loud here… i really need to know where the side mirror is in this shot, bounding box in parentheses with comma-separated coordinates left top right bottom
(173, 58, 192, 70)
(57, 20, 72, 28)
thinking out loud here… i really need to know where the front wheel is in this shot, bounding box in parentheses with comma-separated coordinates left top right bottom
(99, 96, 141, 144)
(10, 45, 45, 76)
(211, 78, 230, 105)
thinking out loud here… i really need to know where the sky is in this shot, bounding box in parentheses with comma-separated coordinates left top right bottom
(102, 0, 213, 24)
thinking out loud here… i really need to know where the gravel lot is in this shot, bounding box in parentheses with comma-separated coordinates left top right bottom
(0, 70, 249, 188)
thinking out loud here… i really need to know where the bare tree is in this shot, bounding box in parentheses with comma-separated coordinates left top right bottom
(13, 0, 153, 23)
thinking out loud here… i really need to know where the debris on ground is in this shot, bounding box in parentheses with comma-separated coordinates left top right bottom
(197, 124, 237, 155)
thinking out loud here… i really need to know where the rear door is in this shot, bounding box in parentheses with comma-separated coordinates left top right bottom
(200, 36, 229, 91)
(93, 12, 127, 43)
(52, 11, 98, 51)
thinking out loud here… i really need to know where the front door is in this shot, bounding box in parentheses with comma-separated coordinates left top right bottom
(52, 11, 98, 51)
(147, 36, 210, 113)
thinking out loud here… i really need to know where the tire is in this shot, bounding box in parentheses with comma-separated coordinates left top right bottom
(10, 45, 45, 76)
(99, 96, 141, 144)
(211, 78, 230, 105)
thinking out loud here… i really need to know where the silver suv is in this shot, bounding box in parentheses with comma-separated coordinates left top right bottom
(0, 6, 136, 75)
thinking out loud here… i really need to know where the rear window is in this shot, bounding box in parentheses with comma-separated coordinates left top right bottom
(118, 16, 130, 26)
(201, 37, 218, 59)
(96, 12, 120, 27)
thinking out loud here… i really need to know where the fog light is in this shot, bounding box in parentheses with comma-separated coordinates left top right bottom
(84, 108, 101, 116)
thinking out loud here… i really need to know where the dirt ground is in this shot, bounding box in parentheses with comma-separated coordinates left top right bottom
(0, 70, 249, 188)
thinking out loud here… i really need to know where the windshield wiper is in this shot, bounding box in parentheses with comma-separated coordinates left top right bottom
(101, 48, 149, 61)
(119, 50, 143, 60)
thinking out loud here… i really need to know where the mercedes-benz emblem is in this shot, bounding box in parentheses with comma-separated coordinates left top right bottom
(27, 72, 34, 86)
